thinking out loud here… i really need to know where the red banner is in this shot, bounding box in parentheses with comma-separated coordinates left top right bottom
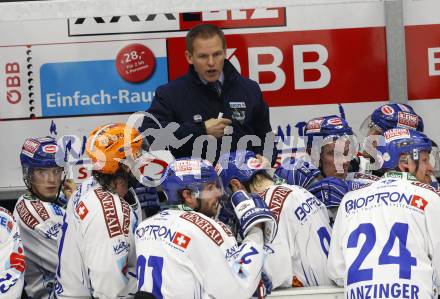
(167, 27, 389, 107)
(406, 24, 440, 101)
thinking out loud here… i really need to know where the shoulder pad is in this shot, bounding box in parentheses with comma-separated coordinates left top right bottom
(411, 181, 440, 198)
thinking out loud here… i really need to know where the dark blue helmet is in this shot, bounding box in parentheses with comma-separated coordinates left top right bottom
(362, 103, 424, 135)
(162, 158, 219, 205)
(379, 128, 431, 169)
(20, 137, 65, 196)
(304, 115, 353, 149)
(216, 151, 266, 188)
(20, 137, 60, 170)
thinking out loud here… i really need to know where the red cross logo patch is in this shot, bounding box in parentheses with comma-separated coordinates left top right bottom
(76, 201, 89, 220)
(172, 232, 191, 249)
(410, 195, 428, 211)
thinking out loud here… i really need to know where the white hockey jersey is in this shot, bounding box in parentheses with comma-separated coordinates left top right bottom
(261, 184, 333, 289)
(135, 209, 266, 299)
(54, 177, 139, 299)
(13, 194, 65, 298)
(328, 172, 440, 299)
(0, 206, 25, 299)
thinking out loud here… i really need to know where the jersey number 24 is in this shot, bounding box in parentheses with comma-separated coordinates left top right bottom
(347, 222, 417, 285)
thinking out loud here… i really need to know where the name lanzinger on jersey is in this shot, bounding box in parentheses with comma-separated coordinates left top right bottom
(345, 191, 428, 214)
(347, 282, 420, 299)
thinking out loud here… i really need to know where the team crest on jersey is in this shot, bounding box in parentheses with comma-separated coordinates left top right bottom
(76, 201, 89, 220)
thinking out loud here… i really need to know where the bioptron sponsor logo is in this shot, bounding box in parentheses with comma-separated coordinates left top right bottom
(345, 191, 428, 214)
(135, 224, 191, 250)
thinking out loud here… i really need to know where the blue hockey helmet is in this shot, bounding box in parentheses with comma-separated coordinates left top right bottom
(216, 150, 267, 188)
(304, 115, 353, 149)
(20, 137, 66, 198)
(20, 137, 60, 169)
(361, 103, 424, 136)
(162, 158, 221, 205)
(379, 128, 432, 170)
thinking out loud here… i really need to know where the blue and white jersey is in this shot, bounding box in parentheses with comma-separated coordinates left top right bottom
(0, 206, 25, 299)
(261, 184, 332, 289)
(328, 173, 440, 299)
(55, 177, 139, 299)
(135, 209, 265, 299)
(13, 194, 65, 299)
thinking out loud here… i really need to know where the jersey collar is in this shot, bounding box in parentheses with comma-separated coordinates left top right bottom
(383, 171, 417, 181)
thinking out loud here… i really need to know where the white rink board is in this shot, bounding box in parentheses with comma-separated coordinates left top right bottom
(0, 1, 389, 194)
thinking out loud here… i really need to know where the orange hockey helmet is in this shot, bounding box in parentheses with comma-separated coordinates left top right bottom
(86, 123, 142, 174)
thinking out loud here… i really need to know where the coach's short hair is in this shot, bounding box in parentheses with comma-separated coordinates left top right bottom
(185, 24, 226, 54)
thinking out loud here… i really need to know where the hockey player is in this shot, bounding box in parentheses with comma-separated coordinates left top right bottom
(275, 115, 378, 222)
(359, 102, 424, 175)
(328, 128, 440, 298)
(13, 137, 76, 298)
(55, 123, 143, 298)
(0, 206, 25, 299)
(135, 157, 277, 299)
(217, 150, 332, 289)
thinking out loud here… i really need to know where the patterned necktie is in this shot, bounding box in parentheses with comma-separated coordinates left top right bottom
(207, 80, 222, 97)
